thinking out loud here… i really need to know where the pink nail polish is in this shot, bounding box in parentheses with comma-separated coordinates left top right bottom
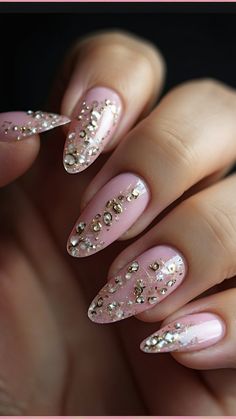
(63, 87, 122, 173)
(88, 245, 186, 323)
(0, 111, 70, 142)
(140, 312, 225, 353)
(67, 173, 149, 257)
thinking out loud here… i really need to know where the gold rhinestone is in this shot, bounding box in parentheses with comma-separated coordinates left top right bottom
(149, 262, 160, 271)
(106, 200, 113, 208)
(134, 286, 142, 296)
(103, 211, 112, 226)
(131, 188, 140, 198)
(91, 220, 102, 232)
(76, 222, 86, 234)
(113, 203, 123, 214)
(128, 261, 139, 272)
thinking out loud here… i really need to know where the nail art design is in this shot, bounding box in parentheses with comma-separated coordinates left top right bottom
(63, 87, 121, 173)
(88, 246, 186, 323)
(140, 313, 225, 353)
(0, 111, 70, 141)
(67, 173, 149, 257)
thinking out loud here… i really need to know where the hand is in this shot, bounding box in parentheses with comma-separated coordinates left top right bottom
(0, 31, 236, 415)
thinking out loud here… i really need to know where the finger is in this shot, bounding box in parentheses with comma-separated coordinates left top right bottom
(140, 288, 236, 371)
(61, 30, 165, 173)
(75, 79, 236, 257)
(0, 111, 70, 187)
(87, 173, 236, 324)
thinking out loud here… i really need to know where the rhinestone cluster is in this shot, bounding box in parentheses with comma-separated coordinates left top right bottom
(2, 111, 68, 140)
(68, 182, 144, 257)
(64, 98, 120, 172)
(88, 252, 185, 323)
(142, 322, 184, 352)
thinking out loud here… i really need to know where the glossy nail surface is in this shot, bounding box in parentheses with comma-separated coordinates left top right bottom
(67, 173, 149, 257)
(63, 87, 122, 173)
(140, 312, 225, 353)
(88, 245, 186, 323)
(0, 111, 70, 141)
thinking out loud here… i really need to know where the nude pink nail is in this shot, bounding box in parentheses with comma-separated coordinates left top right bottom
(140, 313, 225, 353)
(63, 86, 122, 173)
(0, 111, 70, 141)
(67, 173, 149, 257)
(88, 245, 186, 323)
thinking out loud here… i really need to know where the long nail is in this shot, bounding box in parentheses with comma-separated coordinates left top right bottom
(0, 111, 70, 141)
(63, 87, 122, 173)
(88, 245, 186, 323)
(140, 313, 225, 353)
(67, 173, 149, 257)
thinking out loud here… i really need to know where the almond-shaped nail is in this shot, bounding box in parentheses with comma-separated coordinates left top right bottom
(88, 245, 186, 323)
(67, 173, 149, 257)
(140, 313, 225, 353)
(63, 87, 122, 173)
(0, 111, 70, 141)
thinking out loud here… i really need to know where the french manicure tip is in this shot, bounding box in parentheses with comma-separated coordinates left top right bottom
(0, 110, 70, 142)
(140, 313, 225, 353)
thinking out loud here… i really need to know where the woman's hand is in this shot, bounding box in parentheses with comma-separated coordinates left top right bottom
(0, 31, 236, 415)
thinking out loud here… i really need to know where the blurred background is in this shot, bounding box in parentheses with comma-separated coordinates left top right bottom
(0, 5, 236, 112)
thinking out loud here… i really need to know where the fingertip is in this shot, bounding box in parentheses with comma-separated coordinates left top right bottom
(0, 135, 40, 187)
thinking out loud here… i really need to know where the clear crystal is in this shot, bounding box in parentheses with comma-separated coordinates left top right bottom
(64, 154, 76, 166)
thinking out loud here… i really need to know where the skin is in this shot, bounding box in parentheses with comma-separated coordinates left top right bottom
(0, 31, 236, 414)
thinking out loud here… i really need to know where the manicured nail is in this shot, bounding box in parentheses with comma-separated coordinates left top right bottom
(63, 86, 122, 173)
(140, 312, 225, 353)
(88, 245, 186, 323)
(0, 111, 70, 141)
(67, 173, 149, 257)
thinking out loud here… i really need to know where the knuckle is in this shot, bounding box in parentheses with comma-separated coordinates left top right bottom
(73, 30, 164, 79)
(154, 120, 199, 172)
(186, 197, 236, 276)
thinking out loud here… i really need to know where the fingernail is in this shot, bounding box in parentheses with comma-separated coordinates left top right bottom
(140, 312, 225, 353)
(88, 245, 186, 323)
(0, 111, 70, 142)
(63, 86, 122, 173)
(67, 172, 149, 257)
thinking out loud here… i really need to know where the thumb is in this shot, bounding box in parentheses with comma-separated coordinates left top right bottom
(0, 110, 70, 187)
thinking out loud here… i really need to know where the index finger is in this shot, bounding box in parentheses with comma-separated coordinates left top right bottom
(61, 31, 165, 173)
